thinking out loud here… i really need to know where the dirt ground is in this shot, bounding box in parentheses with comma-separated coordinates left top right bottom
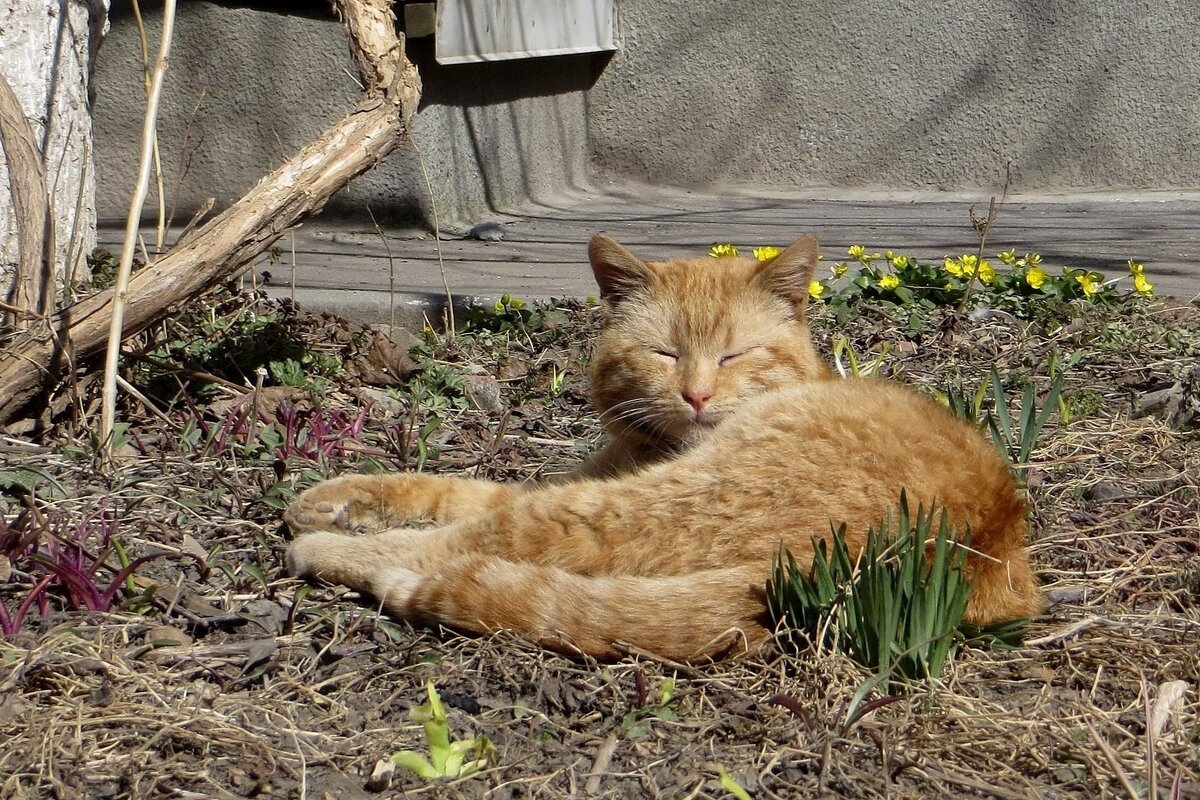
(1, 285, 1198, 799)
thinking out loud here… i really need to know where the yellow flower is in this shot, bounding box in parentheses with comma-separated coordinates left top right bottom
(1025, 266, 1047, 289)
(978, 259, 996, 284)
(709, 243, 739, 258)
(879, 274, 901, 291)
(944, 257, 964, 277)
(808, 280, 826, 299)
(960, 254, 979, 275)
(1127, 259, 1145, 276)
(888, 253, 911, 269)
(997, 249, 1018, 266)
(1134, 273, 1154, 296)
(848, 245, 878, 263)
(1075, 272, 1099, 297)
(753, 246, 782, 262)
(1025, 252, 1042, 267)
(831, 261, 848, 279)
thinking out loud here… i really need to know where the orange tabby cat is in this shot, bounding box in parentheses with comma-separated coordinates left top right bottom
(284, 234, 1043, 662)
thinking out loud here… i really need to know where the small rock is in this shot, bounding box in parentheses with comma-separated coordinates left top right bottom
(244, 599, 289, 634)
(1085, 481, 1127, 503)
(467, 222, 504, 241)
(465, 375, 504, 414)
(1047, 586, 1088, 605)
(351, 386, 407, 418)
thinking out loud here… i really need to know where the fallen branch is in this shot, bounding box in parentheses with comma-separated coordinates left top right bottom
(0, 0, 421, 425)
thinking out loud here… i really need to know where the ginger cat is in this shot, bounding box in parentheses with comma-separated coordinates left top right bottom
(284, 235, 1043, 663)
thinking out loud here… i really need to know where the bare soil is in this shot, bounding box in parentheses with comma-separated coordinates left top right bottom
(1, 286, 1197, 799)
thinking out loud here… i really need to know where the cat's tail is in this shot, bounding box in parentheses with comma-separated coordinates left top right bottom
(380, 557, 772, 662)
(962, 488, 1045, 625)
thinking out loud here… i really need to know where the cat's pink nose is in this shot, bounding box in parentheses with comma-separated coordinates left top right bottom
(682, 388, 713, 412)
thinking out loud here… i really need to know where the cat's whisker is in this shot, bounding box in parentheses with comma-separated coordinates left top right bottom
(598, 396, 657, 422)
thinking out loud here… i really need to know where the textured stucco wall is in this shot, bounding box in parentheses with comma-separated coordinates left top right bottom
(588, 1, 1199, 191)
(91, 1, 1200, 228)
(91, 1, 597, 226)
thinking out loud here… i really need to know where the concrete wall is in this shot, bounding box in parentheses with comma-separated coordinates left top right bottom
(589, 1, 1199, 192)
(92, 1, 599, 227)
(91, 1, 1200, 227)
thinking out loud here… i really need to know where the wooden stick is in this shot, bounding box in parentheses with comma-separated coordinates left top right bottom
(100, 0, 178, 457)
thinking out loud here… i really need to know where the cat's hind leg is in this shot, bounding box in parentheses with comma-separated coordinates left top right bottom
(287, 530, 769, 662)
(284, 474, 518, 533)
(395, 557, 771, 662)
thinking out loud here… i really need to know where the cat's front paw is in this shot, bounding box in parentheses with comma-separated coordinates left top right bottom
(285, 531, 346, 579)
(284, 475, 393, 533)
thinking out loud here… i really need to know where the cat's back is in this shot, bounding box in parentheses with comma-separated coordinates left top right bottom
(716, 377, 983, 455)
(680, 377, 1024, 547)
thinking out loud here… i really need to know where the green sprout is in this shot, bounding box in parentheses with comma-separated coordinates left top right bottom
(712, 764, 753, 800)
(391, 681, 496, 781)
(766, 494, 1026, 693)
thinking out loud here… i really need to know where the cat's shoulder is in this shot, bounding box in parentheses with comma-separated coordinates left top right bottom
(751, 376, 933, 406)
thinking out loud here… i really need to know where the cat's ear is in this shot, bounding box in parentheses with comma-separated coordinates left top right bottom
(753, 234, 819, 315)
(589, 234, 654, 303)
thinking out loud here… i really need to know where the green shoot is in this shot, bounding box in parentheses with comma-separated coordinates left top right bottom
(391, 681, 495, 781)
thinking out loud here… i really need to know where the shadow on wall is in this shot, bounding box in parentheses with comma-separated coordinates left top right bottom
(109, 0, 334, 21)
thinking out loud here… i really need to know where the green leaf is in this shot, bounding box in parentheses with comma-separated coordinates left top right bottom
(392, 750, 442, 780)
(713, 765, 753, 800)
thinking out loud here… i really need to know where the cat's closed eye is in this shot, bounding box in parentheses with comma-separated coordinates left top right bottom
(719, 346, 757, 366)
(651, 348, 678, 361)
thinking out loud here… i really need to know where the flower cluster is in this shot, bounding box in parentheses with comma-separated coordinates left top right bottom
(705, 241, 1156, 315)
(710, 242, 826, 299)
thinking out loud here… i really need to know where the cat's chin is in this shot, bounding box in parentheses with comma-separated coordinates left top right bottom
(675, 416, 722, 448)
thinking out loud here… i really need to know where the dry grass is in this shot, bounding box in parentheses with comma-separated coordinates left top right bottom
(1, 286, 1197, 799)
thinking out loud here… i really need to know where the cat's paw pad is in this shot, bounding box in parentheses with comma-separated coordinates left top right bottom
(285, 476, 384, 532)
(284, 496, 352, 532)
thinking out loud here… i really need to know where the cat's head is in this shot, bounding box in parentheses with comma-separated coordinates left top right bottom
(587, 234, 831, 450)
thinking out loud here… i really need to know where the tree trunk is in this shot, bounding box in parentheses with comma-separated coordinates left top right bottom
(0, 0, 420, 427)
(0, 0, 108, 327)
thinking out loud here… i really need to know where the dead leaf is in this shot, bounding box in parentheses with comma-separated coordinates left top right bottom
(1148, 680, 1189, 739)
(358, 329, 420, 386)
(145, 625, 192, 648)
(208, 386, 311, 423)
